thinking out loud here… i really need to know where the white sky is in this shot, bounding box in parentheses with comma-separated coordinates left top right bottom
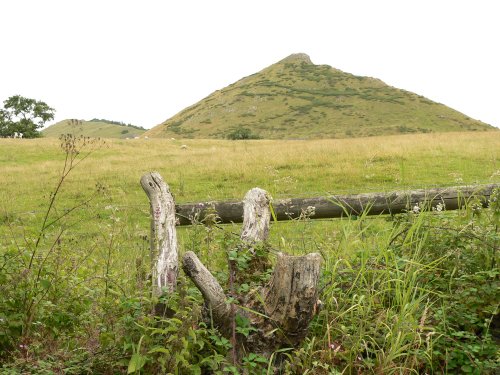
(1, 0, 499, 129)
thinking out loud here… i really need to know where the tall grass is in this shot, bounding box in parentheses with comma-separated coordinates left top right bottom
(282, 195, 499, 374)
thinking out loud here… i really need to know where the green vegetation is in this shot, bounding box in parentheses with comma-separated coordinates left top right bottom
(42, 119, 146, 139)
(0, 95, 55, 138)
(0, 133, 499, 373)
(88, 118, 145, 131)
(145, 53, 496, 139)
(226, 126, 260, 140)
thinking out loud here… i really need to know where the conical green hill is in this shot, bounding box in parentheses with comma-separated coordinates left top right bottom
(145, 53, 495, 139)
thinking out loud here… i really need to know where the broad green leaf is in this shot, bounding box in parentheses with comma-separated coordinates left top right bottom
(127, 353, 146, 374)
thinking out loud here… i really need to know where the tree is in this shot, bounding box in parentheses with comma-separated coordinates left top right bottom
(226, 126, 260, 140)
(0, 95, 55, 138)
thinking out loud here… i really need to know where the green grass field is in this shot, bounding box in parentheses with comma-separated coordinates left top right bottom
(2, 131, 499, 208)
(1, 132, 499, 374)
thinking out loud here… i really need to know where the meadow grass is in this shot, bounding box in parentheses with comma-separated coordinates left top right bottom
(0, 131, 499, 373)
(2, 131, 498, 262)
(1, 131, 499, 208)
(1, 131, 498, 277)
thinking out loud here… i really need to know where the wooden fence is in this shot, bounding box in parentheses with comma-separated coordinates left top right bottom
(174, 183, 500, 225)
(140, 173, 498, 361)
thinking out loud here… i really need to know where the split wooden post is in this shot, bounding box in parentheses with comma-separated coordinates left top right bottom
(140, 172, 178, 295)
(182, 186, 322, 362)
(240, 188, 271, 245)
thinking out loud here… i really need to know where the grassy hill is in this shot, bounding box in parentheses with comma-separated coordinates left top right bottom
(145, 53, 495, 139)
(42, 119, 146, 139)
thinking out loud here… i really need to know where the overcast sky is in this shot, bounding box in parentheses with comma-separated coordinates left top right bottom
(1, 0, 499, 129)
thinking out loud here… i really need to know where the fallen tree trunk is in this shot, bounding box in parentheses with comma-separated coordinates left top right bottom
(174, 183, 500, 225)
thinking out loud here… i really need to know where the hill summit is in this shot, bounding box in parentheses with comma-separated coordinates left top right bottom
(280, 53, 313, 64)
(145, 53, 494, 139)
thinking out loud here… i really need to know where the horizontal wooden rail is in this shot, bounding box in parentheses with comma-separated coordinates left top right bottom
(174, 183, 499, 226)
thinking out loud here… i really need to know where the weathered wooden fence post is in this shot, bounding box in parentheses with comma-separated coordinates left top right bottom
(183, 187, 322, 364)
(140, 172, 178, 296)
(240, 188, 271, 245)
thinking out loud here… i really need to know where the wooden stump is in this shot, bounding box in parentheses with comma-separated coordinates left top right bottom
(242, 252, 322, 356)
(182, 187, 322, 364)
(261, 252, 322, 346)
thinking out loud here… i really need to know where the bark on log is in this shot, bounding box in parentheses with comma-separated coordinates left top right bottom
(174, 183, 500, 225)
(140, 172, 178, 295)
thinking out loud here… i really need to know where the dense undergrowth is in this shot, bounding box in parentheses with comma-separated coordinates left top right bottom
(0, 136, 499, 374)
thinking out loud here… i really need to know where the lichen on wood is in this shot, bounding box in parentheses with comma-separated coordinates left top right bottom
(240, 187, 271, 245)
(140, 172, 178, 295)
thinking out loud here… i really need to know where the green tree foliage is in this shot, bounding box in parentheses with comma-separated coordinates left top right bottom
(0, 95, 55, 138)
(226, 127, 260, 140)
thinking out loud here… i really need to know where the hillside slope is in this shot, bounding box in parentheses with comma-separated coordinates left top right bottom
(42, 119, 146, 139)
(145, 53, 494, 139)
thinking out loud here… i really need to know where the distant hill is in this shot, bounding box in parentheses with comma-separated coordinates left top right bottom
(145, 53, 495, 139)
(42, 119, 146, 139)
